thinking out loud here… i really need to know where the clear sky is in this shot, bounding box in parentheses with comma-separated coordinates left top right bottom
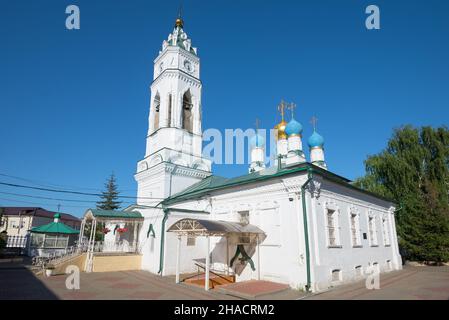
(1, 0, 448, 217)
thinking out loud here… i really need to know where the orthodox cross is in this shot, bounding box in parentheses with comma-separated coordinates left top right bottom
(310, 116, 318, 131)
(254, 117, 261, 134)
(278, 100, 287, 121)
(287, 102, 297, 119)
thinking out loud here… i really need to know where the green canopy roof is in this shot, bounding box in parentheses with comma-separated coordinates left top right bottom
(87, 209, 143, 219)
(31, 221, 79, 234)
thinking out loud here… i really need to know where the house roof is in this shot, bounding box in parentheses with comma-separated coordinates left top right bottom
(30, 221, 79, 235)
(1, 207, 80, 223)
(162, 162, 393, 205)
(85, 209, 143, 219)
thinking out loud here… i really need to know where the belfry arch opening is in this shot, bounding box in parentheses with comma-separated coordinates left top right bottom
(167, 94, 172, 127)
(182, 90, 193, 133)
(153, 93, 160, 131)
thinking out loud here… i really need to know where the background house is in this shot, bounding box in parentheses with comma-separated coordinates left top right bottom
(0, 207, 81, 237)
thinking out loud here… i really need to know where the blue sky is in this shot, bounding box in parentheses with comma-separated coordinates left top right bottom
(1, 0, 448, 217)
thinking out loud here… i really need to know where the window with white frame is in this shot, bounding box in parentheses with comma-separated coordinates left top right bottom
(382, 216, 390, 246)
(238, 211, 250, 225)
(326, 209, 339, 246)
(350, 211, 361, 247)
(368, 215, 378, 246)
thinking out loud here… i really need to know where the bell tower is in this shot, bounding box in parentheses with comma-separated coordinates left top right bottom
(135, 16, 211, 206)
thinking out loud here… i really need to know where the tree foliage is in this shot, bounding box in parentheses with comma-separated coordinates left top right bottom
(354, 125, 449, 262)
(96, 173, 122, 211)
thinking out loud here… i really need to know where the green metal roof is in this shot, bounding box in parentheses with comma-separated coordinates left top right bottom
(31, 221, 79, 234)
(163, 162, 392, 205)
(88, 209, 143, 219)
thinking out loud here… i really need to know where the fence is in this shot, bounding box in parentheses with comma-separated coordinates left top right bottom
(6, 235, 29, 248)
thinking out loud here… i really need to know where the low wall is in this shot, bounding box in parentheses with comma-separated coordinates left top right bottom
(92, 254, 142, 272)
(52, 253, 87, 275)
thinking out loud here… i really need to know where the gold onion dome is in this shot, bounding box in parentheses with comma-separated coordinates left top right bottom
(274, 119, 288, 140)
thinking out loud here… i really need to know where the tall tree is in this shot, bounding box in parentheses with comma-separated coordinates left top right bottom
(96, 173, 122, 210)
(354, 125, 449, 263)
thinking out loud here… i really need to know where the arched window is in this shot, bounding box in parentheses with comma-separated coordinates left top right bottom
(153, 93, 160, 131)
(167, 94, 172, 127)
(182, 90, 193, 133)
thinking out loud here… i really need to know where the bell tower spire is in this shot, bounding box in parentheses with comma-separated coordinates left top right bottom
(134, 14, 211, 205)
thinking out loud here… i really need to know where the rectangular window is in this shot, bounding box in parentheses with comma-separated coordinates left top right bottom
(355, 265, 363, 277)
(187, 235, 196, 247)
(332, 269, 342, 282)
(368, 216, 378, 246)
(238, 211, 250, 225)
(382, 217, 390, 246)
(327, 210, 339, 246)
(350, 214, 361, 246)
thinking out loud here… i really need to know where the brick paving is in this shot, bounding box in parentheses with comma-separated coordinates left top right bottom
(218, 280, 291, 299)
(305, 265, 449, 300)
(1, 263, 448, 300)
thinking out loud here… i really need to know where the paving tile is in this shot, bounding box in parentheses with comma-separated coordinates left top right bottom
(126, 291, 163, 299)
(109, 282, 143, 289)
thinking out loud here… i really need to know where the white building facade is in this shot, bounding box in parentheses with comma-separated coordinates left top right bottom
(124, 16, 402, 292)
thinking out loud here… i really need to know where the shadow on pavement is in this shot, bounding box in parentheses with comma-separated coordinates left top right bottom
(0, 263, 59, 300)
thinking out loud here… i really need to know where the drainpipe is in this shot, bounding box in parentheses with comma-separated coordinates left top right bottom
(300, 168, 313, 292)
(157, 208, 170, 275)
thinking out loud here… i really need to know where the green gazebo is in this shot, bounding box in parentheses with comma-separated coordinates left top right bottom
(29, 213, 79, 257)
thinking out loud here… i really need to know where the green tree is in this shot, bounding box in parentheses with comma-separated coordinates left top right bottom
(354, 125, 449, 263)
(96, 173, 122, 211)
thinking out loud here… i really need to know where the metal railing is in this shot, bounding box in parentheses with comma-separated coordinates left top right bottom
(6, 235, 28, 248)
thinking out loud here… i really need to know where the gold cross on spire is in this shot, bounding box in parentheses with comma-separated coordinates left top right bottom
(287, 102, 297, 119)
(278, 99, 287, 121)
(310, 116, 318, 131)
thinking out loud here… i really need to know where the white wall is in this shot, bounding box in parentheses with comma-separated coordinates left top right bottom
(308, 178, 402, 291)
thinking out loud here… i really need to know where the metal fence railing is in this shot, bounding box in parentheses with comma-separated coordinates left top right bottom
(6, 235, 29, 248)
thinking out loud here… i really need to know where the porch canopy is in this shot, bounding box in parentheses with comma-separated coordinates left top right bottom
(167, 218, 265, 291)
(83, 209, 143, 222)
(80, 209, 144, 272)
(167, 218, 264, 236)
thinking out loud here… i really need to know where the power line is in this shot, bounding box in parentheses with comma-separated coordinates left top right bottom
(0, 196, 92, 209)
(0, 172, 137, 193)
(0, 191, 135, 204)
(0, 181, 164, 200)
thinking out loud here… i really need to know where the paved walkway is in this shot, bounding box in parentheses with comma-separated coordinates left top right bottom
(305, 265, 449, 300)
(1, 263, 448, 300)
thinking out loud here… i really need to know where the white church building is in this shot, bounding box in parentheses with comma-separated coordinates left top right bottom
(80, 16, 402, 293)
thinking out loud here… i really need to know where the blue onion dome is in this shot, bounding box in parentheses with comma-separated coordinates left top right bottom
(285, 118, 303, 137)
(250, 133, 265, 147)
(308, 130, 324, 148)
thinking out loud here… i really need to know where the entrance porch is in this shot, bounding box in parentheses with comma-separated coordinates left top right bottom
(167, 218, 266, 291)
(79, 209, 144, 272)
